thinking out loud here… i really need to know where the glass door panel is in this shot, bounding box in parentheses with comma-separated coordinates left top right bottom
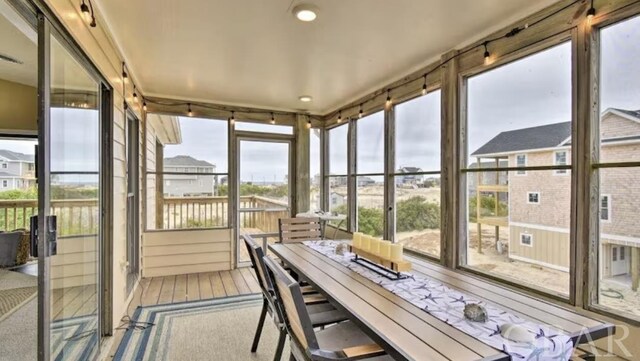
(237, 140, 290, 264)
(47, 35, 101, 360)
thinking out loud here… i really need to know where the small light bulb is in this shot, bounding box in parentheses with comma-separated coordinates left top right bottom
(142, 101, 147, 111)
(270, 113, 275, 124)
(422, 75, 427, 95)
(133, 92, 138, 103)
(306, 120, 312, 129)
(359, 105, 363, 119)
(337, 112, 342, 123)
(230, 112, 235, 125)
(386, 90, 392, 106)
(80, 2, 91, 23)
(188, 103, 193, 117)
(483, 41, 491, 66)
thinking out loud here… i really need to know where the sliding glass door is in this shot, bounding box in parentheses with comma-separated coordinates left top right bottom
(38, 13, 106, 361)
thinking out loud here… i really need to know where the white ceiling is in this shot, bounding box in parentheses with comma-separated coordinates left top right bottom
(97, 0, 560, 114)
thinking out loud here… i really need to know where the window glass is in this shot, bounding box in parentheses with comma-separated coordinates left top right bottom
(356, 175, 384, 237)
(328, 176, 348, 229)
(394, 92, 442, 258)
(596, 14, 640, 321)
(464, 42, 572, 297)
(146, 115, 229, 229)
(328, 124, 348, 175)
(357, 111, 384, 174)
(395, 91, 441, 172)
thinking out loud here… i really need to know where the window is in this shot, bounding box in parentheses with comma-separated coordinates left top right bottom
(146, 115, 228, 229)
(2, 180, 7, 188)
(554, 150, 568, 174)
(355, 111, 384, 237)
(595, 14, 640, 320)
(516, 154, 526, 175)
(1, 163, 6, 169)
(520, 233, 533, 246)
(463, 41, 572, 297)
(394, 91, 442, 258)
(327, 124, 349, 228)
(600, 195, 610, 222)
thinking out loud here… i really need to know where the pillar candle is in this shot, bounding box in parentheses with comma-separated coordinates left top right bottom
(390, 244, 403, 262)
(369, 237, 380, 255)
(352, 232, 362, 249)
(360, 235, 370, 252)
(379, 241, 391, 259)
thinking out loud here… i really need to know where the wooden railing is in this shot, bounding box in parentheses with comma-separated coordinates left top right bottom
(0, 199, 99, 236)
(159, 195, 289, 231)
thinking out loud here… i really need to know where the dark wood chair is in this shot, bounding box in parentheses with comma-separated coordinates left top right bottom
(278, 217, 322, 243)
(243, 235, 347, 361)
(263, 256, 391, 361)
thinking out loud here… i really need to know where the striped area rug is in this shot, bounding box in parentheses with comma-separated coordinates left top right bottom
(114, 294, 288, 361)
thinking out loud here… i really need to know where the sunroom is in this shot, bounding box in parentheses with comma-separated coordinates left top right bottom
(0, 0, 639, 360)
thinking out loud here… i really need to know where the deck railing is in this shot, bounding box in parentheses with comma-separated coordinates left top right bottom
(1, 196, 290, 235)
(159, 195, 289, 231)
(0, 199, 99, 236)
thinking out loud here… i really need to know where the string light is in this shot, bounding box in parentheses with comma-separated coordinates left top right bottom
(422, 74, 427, 95)
(187, 103, 193, 117)
(358, 104, 363, 119)
(337, 111, 342, 123)
(80, 0, 96, 27)
(386, 89, 392, 107)
(230, 111, 235, 125)
(132, 86, 138, 103)
(270, 112, 275, 124)
(122, 62, 128, 83)
(483, 41, 491, 65)
(306, 117, 312, 129)
(142, 100, 147, 111)
(587, 0, 596, 24)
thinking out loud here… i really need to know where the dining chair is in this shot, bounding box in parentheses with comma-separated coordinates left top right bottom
(263, 256, 391, 361)
(243, 235, 347, 361)
(278, 217, 322, 243)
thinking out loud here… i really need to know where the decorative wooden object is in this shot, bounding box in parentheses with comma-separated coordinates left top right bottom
(349, 243, 411, 280)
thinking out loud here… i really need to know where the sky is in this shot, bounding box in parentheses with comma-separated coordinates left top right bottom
(1, 15, 639, 182)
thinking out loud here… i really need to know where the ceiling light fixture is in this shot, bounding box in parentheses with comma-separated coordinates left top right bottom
(293, 4, 319, 22)
(586, 0, 596, 24)
(299, 95, 312, 102)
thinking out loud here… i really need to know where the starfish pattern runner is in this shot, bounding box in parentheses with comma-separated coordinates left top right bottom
(304, 240, 574, 361)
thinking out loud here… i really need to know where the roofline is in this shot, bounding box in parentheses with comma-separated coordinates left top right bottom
(604, 108, 640, 124)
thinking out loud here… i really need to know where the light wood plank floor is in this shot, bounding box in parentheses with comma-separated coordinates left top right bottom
(137, 268, 260, 307)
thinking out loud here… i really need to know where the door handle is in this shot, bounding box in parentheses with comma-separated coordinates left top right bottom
(47, 215, 58, 256)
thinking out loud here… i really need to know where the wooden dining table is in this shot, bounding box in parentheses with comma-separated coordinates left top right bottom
(269, 242, 615, 361)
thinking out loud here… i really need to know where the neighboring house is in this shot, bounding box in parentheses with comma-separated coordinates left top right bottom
(357, 176, 376, 187)
(330, 191, 346, 209)
(329, 175, 348, 187)
(466, 160, 509, 195)
(395, 167, 424, 187)
(163, 155, 217, 197)
(0, 149, 36, 191)
(472, 108, 640, 288)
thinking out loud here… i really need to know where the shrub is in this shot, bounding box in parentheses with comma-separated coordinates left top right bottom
(396, 196, 440, 232)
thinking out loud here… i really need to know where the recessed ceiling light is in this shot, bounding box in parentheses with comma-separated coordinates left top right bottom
(293, 4, 318, 22)
(299, 95, 313, 102)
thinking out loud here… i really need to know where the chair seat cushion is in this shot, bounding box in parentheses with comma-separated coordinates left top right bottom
(316, 321, 393, 360)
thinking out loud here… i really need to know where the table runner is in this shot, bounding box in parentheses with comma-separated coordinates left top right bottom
(304, 240, 574, 361)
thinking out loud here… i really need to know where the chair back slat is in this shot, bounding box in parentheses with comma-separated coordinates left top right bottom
(264, 256, 319, 351)
(279, 217, 322, 243)
(242, 235, 270, 295)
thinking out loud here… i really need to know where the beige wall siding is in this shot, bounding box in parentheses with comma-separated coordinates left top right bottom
(601, 112, 640, 139)
(600, 166, 640, 239)
(509, 225, 569, 271)
(141, 229, 231, 278)
(509, 151, 571, 229)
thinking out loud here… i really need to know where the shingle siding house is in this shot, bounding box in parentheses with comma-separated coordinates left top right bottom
(163, 155, 217, 197)
(472, 108, 640, 287)
(395, 167, 424, 187)
(0, 149, 36, 191)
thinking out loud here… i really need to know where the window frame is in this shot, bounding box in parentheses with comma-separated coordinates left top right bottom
(527, 191, 541, 204)
(599, 194, 611, 223)
(553, 150, 569, 175)
(459, 35, 575, 301)
(515, 154, 527, 175)
(520, 233, 533, 247)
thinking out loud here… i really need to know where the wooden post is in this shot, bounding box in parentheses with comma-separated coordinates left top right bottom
(632, 247, 640, 292)
(295, 114, 310, 214)
(155, 141, 164, 229)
